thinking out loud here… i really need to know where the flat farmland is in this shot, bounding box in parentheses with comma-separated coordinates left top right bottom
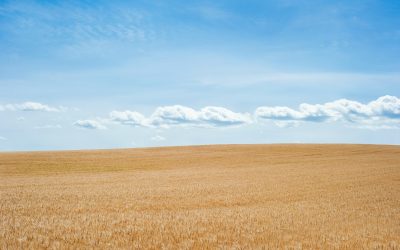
(1, 144, 399, 249)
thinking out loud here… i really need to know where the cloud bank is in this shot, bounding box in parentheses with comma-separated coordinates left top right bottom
(150, 105, 252, 127)
(255, 95, 400, 128)
(73, 96, 399, 130)
(109, 105, 252, 128)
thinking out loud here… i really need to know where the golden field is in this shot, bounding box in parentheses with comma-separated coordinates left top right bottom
(1, 144, 399, 249)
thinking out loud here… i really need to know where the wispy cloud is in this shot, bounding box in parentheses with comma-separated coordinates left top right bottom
(198, 72, 400, 86)
(0, 102, 61, 112)
(34, 124, 62, 129)
(191, 4, 232, 21)
(0, 1, 152, 48)
(0, 136, 7, 140)
(73, 120, 107, 130)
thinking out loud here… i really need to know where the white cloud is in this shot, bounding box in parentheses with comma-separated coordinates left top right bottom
(150, 105, 200, 127)
(323, 99, 371, 122)
(149, 105, 252, 128)
(110, 105, 251, 128)
(199, 106, 252, 126)
(255, 104, 334, 122)
(256, 95, 400, 129)
(151, 135, 166, 141)
(73, 120, 107, 130)
(15, 102, 60, 112)
(0, 136, 7, 140)
(255, 106, 304, 121)
(369, 95, 400, 118)
(109, 110, 148, 127)
(0, 102, 61, 112)
(76, 96, 399, 131)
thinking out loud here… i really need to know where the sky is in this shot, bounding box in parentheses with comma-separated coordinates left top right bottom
(0, 0, 399, 151)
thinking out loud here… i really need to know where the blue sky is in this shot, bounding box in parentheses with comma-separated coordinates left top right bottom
(0, 0, 399, 151)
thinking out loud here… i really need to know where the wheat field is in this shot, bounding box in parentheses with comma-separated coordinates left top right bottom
(0, 144, 399, 249)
